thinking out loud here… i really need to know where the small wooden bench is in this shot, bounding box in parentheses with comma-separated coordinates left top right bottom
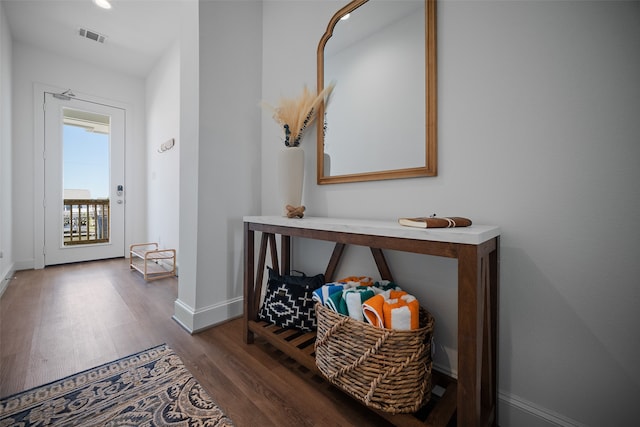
(129, 243, 176, 281)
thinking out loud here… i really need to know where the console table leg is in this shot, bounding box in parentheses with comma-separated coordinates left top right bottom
(457, 241, 499, 427)
(486, 240, 500, 425)
(457, 244, 483, 426)
(243, 224, 255, 344)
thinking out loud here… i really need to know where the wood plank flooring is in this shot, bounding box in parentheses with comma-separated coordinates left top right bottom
(0, 258, 392, 426)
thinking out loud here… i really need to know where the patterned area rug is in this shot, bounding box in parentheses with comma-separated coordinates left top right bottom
(0, 344, 233, 426)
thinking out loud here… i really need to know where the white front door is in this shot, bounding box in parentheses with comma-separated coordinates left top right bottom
(43, 94, 125, 265)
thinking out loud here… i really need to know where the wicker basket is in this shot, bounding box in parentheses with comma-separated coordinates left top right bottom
(314, 303, 434, 414)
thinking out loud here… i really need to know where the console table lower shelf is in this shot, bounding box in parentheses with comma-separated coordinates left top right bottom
(247, 318, 458, 427)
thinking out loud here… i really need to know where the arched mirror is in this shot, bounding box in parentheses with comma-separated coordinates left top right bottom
(317, 0, 436, 184)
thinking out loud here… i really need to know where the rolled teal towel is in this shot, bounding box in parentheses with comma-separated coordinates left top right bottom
(373, 280, 402, 292)
(326, 289, 348, 315)
(343, 287, 376, 322)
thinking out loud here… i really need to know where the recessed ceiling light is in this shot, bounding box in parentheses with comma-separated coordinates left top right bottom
(93, 0, 112, 10)
(340, 13, 350, 21)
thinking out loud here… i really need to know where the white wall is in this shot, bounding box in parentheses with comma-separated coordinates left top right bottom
(146, 40, 180, 261)
(261, 1, 640, 426)
(174, 0, 262, 331)
(11, 42, 147, 268)
(0, 1, 13, 294)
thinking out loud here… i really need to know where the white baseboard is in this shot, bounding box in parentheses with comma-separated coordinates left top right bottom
(498, 391, 586, 427)
(0, 262, 16, 298)
(433, 362, 457, 379)
(0, 275, 9, 298)
(173, 296, 243, 334)
(427, 365, 583, 426)
(172, 299, 195, 332)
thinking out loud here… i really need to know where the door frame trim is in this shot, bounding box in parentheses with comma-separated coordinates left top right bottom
(33, 83, 130, 269)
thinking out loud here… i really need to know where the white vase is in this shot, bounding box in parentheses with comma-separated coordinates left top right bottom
(277, 146, 304, 216)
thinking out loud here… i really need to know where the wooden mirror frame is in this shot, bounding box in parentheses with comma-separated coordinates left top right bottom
(316, 0, 437, 185)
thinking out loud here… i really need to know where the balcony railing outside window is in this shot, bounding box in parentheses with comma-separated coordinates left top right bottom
(63, 199, 110, 245)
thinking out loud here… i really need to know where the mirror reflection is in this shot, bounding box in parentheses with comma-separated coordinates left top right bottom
(317, 0, 436, 184)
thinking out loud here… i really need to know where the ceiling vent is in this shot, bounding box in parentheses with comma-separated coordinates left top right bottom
(78, 28, 107, 44)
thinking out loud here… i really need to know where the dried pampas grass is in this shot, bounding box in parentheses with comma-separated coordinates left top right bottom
(263, 83, 335, 147)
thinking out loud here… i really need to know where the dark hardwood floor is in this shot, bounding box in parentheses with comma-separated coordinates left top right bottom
(0, 258, 392, 426)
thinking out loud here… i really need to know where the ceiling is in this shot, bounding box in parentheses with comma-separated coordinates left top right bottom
(2, 0, 186, 78)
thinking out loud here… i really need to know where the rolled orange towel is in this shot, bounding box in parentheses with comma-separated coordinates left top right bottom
(337, 276, 373, 287)
(362, 294, 385, 327)
(364, 290, 415, 329)
(383, 294, 420, 330)
(388, 289, 407, 300)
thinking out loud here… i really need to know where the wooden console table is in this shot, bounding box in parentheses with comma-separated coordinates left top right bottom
(243, 216, 499, 427)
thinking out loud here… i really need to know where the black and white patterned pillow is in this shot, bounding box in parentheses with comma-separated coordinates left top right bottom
(258, 267, 324, 332)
